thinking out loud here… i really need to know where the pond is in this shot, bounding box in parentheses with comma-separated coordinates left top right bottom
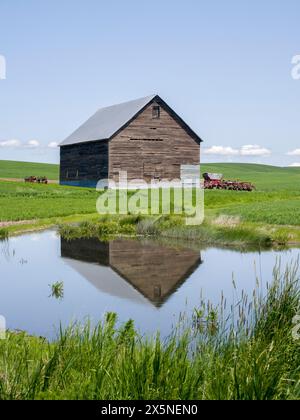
(0, 230, 299, 339)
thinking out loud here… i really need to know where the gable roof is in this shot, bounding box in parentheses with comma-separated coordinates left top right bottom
(59, 94, 203, 147)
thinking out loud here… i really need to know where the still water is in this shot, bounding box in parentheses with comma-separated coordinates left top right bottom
(0, 230, 299, 339)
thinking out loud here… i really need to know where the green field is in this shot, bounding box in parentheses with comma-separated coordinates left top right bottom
(1, 160, 299, 191)
(0, 181, 98, 221)
(202, 163, 300, 191)
(201, 163, 300, 226)
(0, 160, 59, 180)
(0, 161, 299, 243)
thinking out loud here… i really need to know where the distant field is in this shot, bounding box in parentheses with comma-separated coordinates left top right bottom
(1, 160, 299, 191)
(201, 163, 300, 191)
(0, 160, 59, 180)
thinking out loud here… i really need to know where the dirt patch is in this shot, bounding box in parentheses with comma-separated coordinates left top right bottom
(0, 220, 36, 228)
(212, 215, 241, 228)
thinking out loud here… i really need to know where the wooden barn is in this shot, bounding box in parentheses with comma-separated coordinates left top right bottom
(59, 95, 202, 187)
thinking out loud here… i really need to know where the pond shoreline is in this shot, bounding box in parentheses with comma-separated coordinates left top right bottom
(1, 213, 300, 249)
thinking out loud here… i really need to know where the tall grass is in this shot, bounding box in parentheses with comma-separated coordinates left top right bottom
(59, 219, 136, 240)
(0, 261, 300, 400)
(59, 215, 273, 248)
(0, 228, 8, 239)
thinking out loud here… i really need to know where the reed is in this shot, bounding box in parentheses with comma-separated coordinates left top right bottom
(0, 228, 8, 239)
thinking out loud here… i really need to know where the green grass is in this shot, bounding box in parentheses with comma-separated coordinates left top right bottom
(59, 217, 273, 249)
(1, 262, 300, 400)
(0, 181, 99, 221)
(0, 162, 300, 244)
(0, 160, 59, 180)
(0, 160, 299, 190)
(59, 219, 136, 240)
(202, 163, 300, 226)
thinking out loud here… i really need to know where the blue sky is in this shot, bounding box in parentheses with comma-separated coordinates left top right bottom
(0, 0, 299, 165)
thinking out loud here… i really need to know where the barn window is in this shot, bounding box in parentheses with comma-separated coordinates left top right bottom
(154, 286, 162, 298)
(152, 106, 160, 119)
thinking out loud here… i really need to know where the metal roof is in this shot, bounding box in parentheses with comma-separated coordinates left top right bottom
(60, 95, 157, 146)
(59, 94, 203, 146)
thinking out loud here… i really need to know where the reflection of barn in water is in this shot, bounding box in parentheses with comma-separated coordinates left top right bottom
(61, 238, 202, 307)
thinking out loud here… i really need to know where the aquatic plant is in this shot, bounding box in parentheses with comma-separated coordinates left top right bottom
(49, 281, 64, 300)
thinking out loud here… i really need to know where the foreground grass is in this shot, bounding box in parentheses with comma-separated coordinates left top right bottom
(1, 262, 300, 400)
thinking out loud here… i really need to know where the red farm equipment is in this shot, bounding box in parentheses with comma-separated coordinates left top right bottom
(203, 173, 255, 191)
(37, 176, 48, 184)
(24, 176, 37, 183)
(24, 176, 48, 184)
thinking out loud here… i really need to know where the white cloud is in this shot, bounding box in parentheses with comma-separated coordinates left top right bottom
(48, 141, 58, 148)
(0, 139, 41, 148)
(0, 139, 22, 147)
(203, 146, 239, 156)
(287, 149, 300, 156)
(203, 144, 271, 157)
(289, 162, 300, 167)
(240, 145, 271, 156)
(25, 140, 40, 148)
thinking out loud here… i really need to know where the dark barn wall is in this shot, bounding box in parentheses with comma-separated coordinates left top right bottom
(109, 101, 200, 182)
(60, 237, 110, 266)
(60, 140, 108, 187)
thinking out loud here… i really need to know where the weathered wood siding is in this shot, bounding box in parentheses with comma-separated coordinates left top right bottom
(60, 140, 108, 187)
(109, 100, 200, 182)
(109, 239, 202, 306)
(60, 237, 202, 306)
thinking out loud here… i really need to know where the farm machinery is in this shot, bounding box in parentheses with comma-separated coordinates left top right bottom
(24, 176, 48, 184)
(203, 173, 255, 191)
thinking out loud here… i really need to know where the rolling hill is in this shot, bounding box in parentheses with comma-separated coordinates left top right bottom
(0, 160, 59, 180)
(201, 163, 300, 191)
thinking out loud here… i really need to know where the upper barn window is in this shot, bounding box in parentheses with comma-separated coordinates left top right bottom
(152, 105, 160, 119)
